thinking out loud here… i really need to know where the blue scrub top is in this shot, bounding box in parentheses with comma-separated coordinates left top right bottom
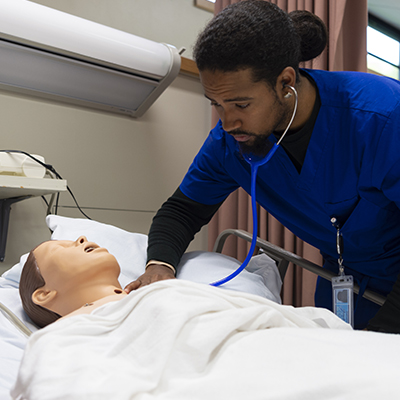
(180, 69, 400, 327)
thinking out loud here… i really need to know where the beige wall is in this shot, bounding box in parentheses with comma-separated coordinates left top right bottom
(0, 0, 213, 273)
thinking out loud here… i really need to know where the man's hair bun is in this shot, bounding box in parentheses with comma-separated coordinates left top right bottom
(289, 10, 328, 62)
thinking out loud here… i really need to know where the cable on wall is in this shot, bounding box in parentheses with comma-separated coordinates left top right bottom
(0, 150, 91, 220)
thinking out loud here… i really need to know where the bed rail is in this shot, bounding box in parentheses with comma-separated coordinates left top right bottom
(0, 301, 32, 338)
(213, 228, 386, 307)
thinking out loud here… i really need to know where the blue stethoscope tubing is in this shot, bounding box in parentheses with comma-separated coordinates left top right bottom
(210, 85, 298, 287)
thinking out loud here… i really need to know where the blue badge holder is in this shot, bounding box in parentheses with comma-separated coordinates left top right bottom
(332, 274, 354, 327)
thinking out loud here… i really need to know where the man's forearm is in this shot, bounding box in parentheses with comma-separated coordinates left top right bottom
(146, 187, 222, 268)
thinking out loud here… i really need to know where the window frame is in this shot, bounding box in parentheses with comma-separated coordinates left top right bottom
(368, 13, 400, 79)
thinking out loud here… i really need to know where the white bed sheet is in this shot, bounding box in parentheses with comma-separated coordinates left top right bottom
(11, 279, 400, 400)
(0, 215, 283, 399)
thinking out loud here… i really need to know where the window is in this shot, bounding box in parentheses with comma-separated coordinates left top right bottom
(195, 0, 215, 13)
(367, 15, 400, 80)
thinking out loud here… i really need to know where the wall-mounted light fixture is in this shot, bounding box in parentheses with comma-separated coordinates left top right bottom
(0, 0, 181, 117)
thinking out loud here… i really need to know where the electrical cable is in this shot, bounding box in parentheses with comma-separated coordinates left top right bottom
(0, 150, 91, 220)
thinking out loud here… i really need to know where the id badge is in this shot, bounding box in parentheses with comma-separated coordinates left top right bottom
(332, 275, 354, 327)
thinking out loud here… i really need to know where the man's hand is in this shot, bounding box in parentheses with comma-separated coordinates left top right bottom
(124, 264, 176, 293)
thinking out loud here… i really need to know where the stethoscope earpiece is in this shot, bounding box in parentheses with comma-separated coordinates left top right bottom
(283, 83, 295, 99)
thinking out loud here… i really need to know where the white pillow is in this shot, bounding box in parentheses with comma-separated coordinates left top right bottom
(0, 253, 29, 289)
(2, 215, 282, 299)
(178, 252, 282, 303)
(48, 215, 282, 300)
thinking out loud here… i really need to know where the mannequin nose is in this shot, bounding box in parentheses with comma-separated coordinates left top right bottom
(75, 236, 88, 245)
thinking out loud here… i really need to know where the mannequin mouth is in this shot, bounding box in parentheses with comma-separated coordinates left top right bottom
(84, 245, 98, 253)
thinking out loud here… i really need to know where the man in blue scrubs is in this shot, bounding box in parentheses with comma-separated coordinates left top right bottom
(125, 2, 400, 332)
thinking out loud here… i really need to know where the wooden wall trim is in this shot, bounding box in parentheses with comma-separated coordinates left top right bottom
(180, 57, 199, 78)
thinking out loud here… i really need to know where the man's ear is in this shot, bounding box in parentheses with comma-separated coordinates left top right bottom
(276, 67, 296, 94)
(32, 288, 57, 307)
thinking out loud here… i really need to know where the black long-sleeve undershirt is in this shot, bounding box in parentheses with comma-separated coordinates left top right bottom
(146, 187, 223, 269)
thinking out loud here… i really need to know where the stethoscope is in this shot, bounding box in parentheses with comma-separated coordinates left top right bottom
(210, 85, 298, 287)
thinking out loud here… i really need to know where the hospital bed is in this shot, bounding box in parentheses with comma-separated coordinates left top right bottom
(1, 216, 399, 399)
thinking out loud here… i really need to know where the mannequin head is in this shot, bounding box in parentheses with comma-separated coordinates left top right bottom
(19, 236, 122, 328)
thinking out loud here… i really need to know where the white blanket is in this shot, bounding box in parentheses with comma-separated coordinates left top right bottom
(11, 280, 400, 400)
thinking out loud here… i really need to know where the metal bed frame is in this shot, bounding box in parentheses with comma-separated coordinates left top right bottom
(213, 229, 386, 307)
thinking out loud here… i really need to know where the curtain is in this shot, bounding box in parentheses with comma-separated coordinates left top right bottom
(208, 0, 368, 307)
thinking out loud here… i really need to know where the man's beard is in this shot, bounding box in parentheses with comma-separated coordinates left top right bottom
(233, 96, 291, 158)
(236, 132, 275, 157)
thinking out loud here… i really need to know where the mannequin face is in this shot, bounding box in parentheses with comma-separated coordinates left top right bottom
(31, 236, 122, 316)
(20, 236, 123, 326)
(33, 236, 120, 292)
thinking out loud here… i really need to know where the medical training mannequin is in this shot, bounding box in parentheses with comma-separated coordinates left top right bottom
(19, 236, 128, 328)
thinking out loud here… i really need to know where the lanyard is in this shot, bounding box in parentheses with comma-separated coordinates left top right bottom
(330, 217, 354, 327)
(331, 217, 344, 276)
